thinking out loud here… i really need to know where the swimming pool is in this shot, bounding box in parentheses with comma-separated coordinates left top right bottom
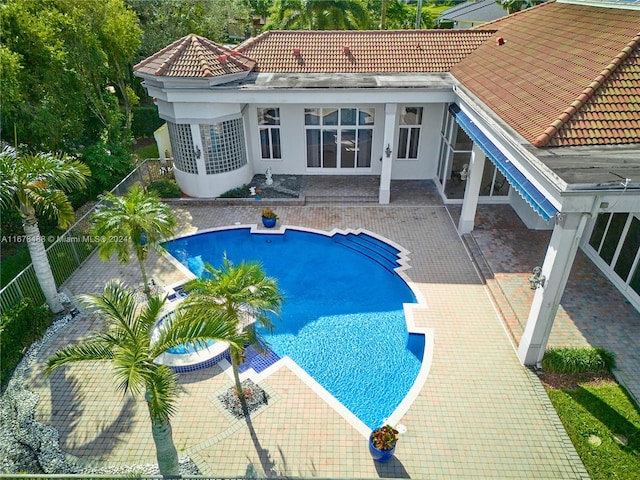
(165, 227, 425, 430)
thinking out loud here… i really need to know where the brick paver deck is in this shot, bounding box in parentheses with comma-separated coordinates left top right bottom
(22, 178, 638, 478)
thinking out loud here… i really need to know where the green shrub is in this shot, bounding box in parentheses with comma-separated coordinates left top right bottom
(542, 347, 616, 374)
(219, 184, 250, 198)
(1, 298, 54, 388)
(148, 179, 182, 198)
(132, 106, 164, 138)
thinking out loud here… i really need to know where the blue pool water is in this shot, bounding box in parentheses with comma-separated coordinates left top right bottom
(165, 228, 424, 429)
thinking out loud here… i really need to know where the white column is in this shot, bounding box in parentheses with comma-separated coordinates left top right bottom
(458, 143, 486, 234)
(379, 103, 397, 204)
(517, 213, 589, 366)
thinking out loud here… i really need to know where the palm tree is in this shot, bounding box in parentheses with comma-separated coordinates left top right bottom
(0, 145, 90, 313)
(90, 183, 177, 296)
(181, 257, 283, 401)
(267, 0, 369, 30)
(45, 281, 244, 476)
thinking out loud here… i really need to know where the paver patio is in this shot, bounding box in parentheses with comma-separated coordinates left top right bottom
(22, 179, 639, 478)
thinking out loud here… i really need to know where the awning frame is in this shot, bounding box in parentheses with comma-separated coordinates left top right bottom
(449, 103, 559, 221)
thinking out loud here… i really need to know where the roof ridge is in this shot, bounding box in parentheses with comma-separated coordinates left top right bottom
(533, 34, 640, 148)
(235, 30, 272, 53)
(155, 34, 193, 76)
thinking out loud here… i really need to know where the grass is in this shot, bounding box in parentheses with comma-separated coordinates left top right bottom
(542, 347, 640, 479)
(547, 384, 640, 480)
(133, 141, 159, 160)
(423, 4, 452, 19)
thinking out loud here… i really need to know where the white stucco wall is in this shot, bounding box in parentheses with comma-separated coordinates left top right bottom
(175, 163, 254, 198)
(391, 103, 445, 180)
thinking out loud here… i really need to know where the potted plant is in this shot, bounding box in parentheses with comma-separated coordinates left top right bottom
(368, 424, 399, 462)
(261, 208, 278, 228)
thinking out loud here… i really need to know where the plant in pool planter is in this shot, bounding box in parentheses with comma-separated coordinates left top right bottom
(369, 424, 399, 462)
(261, 208, 278, 228)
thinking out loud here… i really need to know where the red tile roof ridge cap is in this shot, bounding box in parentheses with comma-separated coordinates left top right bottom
(533, 34, 640, 148)
(235, 30, 273, 52)
(155, 35, 193, 76)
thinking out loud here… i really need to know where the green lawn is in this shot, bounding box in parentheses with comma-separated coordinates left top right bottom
(547, 382, 640, 480)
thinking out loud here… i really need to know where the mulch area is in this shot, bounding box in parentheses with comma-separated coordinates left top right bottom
(537, 370, 618, 390)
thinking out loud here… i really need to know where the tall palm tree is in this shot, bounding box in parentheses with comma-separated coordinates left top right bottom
(46, 281, 244, 476)
(0, 145, 90, 313)
(267, 0, 369, 30)
(90, 183, 177, 296)
(181, 257, 283, 401)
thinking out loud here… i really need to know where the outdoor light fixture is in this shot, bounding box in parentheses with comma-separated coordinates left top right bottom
(385, 144, 392, 158)
(529, 266, 546, 290)
(194, 145, 201, 159)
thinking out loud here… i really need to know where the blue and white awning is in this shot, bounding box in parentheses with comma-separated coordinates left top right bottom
(449, 104, 558, 221)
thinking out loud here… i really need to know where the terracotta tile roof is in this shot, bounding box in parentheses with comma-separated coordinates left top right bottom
(546, 38, 640, 146)
(134, 34, 255, 78)
(452, 1, 640, 147)
(235, 30, 494, 73)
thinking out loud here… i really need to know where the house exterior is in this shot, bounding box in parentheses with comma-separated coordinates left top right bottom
(436, 0, 509, 29)
(133, 0, 640, 366)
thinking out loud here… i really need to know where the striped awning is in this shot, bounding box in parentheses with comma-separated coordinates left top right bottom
(449, 104, 558, 221)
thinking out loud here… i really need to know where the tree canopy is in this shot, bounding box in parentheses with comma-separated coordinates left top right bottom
(0, 0, 142, 151)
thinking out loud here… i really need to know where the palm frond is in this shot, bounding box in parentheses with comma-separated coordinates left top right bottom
(46, 341, 114, 375)
(151, 309, 244, 358)
(144, 365, 180, 424)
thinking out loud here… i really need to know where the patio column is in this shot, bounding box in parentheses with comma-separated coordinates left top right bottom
(379, 103, 397, 204)
(458, 143, 486, 234)
(517, 212, 589, 366)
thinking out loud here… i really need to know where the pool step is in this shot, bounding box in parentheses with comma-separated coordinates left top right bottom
(334, 233, 401, 272)
(238, 343, 281, 374)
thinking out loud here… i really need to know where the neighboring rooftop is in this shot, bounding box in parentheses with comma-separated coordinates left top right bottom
(437, 0, 508, 28)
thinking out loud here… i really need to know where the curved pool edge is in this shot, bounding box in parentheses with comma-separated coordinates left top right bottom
(160, 224, 434, 435)
(155, 340, 231, 373)
(162, 224, 426, 306)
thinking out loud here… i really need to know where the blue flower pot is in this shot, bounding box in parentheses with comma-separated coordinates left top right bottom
(261, 217, 277, 228)
(368, 436, 396, 463)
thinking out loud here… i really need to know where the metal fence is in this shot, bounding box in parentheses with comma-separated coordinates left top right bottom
(0, 159, 173, 314)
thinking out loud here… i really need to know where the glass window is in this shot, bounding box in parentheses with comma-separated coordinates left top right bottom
(400, 107, 423, 125)
(305, 108, 320, 125)
(323, 108, 339, 125)
(614, 216, 640, 281)
(305, 107, 373, 169)
(397, 107, 423, 160)
(257, 108, 281, 159)
(357, 129, 372, 167)
(306, 130, 321, 167)
(589, 213, 611, 252)
(322, 130, 337, 167)
(359, 108, 375, 125)
(600, 213, 627, 265)
(341, 108, 357, 126)
(341, 129, 356, 168)
(167, 122, 198, 174)
(200, 118, 247, 175)
(453, 127, 473, 150)
(259, 129, 271, 158)
(258, 107, 280, 126)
